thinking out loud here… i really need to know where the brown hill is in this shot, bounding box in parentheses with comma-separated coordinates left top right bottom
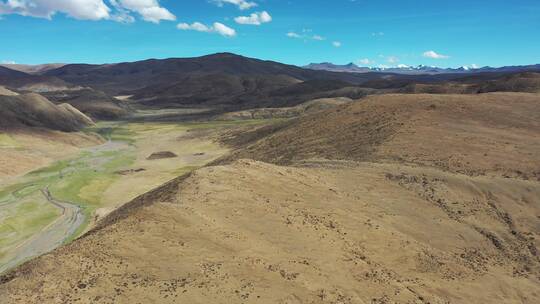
(478, 72, 540, 93)
(0, 66, 126, 120)
(1, 92, 540, 303)
(0, 93, 94, 131)
(1, 161, 538, 303)
(220, 93, 540, 180)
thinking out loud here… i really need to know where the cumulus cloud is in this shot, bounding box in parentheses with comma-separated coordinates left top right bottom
(213, 0, 257, 10)
(212, 22, 236, 37)
(0, 0, 175, 23)
(312, 35, 325, 41)
(112, 0, 175, 23)
(177, 22, 212, 32)
(332, 41, 341, 47)
(177, 21, 236, 37)
(286, 32, 301, 38)
(0, 0, 110, 20)
(1, 60, 16, 64)
(423, 50, 449, 59)
(234, 11, 271, 25)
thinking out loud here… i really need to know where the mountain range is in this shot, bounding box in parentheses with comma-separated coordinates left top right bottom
(304, 62, 540, 75)
(0, 53, 539, 124)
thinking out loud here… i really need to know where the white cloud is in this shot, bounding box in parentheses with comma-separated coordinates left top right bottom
(423, 50, 450, 59)
(178, 21, 236, 37)
(286, 32, 301, 38)
(213, 0, 257, 10)
(114, 0, 175, 23)
(234, 11, 271, 25)
(371, 32, 384, 37)
(0, 0, 175, 23)
(177, 22, 211, 32)
(286, 31, 336, 46)
(0, 0, 111, 20)
(213, 22, 236, 37)
(1, 60, 17, 64)
(387, 56, 399, 63)
(357, 58, 372, 65)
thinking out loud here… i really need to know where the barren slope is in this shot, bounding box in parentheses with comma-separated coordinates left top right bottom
(1, 92, 539, 304)
(221, 93, 540, 179)
(1, 160, 539, 303)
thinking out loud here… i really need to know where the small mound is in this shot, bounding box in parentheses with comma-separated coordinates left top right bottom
(146, 151, 178, 160)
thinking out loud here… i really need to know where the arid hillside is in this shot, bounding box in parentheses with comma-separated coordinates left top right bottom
(1, 92, 539, 303)
(221, 93, 540, 180)
(478, 72, 540, 93)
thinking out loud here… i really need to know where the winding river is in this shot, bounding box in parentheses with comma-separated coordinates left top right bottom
(0, 188, 84, 274)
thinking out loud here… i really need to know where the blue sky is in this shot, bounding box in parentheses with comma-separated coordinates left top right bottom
(0, 0, 539, 68)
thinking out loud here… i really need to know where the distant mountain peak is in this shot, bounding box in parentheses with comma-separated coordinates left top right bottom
(304, 62, 540, 75)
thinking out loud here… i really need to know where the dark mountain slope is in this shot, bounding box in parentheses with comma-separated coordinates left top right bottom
(42, 89, 129, 120)
(45, 53, 396, 106)
(478, 72, 540, 93)
(0, 66, 28, 78)
(0, 63, 65, 75)
(45, 53, 385, 91)
(0, 66, 74, 92)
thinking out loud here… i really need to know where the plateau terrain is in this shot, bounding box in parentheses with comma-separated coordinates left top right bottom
(0, 53, 539, 304)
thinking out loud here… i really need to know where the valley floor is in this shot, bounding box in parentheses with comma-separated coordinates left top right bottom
(0, 110, 267, 275)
